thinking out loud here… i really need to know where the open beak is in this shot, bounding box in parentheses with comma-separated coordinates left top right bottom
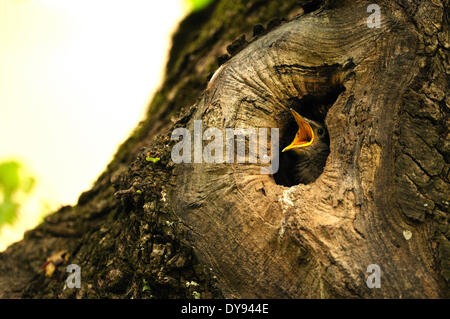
(282, 109, 314, 152)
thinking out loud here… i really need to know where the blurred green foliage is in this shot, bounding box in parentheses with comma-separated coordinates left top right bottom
(0, 161, 35, 228)
(187, 0, 213, 11)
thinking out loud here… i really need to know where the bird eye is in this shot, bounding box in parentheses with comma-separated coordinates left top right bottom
(317, 128, 324, 136)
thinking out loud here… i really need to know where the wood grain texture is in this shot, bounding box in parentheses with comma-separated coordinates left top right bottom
(0, 0, 447, 298)
(171, 0, 448, 297)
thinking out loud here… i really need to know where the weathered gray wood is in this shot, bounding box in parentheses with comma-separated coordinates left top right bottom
(171, 0, 448, 297)
(0, 0, 447, 298)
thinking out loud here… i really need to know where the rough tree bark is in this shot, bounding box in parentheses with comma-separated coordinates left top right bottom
(0, 0, 448, 298)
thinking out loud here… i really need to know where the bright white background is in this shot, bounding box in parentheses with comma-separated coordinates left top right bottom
(0, 0, 187, 250)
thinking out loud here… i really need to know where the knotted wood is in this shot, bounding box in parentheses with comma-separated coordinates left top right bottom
(171, 0, 448, 298)
(0, 0, 447, 298)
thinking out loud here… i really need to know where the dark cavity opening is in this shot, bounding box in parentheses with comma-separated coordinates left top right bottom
(274, 85, 345, 187)
(302, 0, 324, 14)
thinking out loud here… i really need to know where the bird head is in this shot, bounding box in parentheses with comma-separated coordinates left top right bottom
(282, 108, 328, 156)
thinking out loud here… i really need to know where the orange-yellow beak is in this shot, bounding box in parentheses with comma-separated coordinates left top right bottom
(282, 109, 314, 152)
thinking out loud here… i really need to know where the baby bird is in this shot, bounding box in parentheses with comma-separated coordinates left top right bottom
(281, 108, 329, 185)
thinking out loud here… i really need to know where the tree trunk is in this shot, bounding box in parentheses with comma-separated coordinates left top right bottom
(0, 0, 448, 298)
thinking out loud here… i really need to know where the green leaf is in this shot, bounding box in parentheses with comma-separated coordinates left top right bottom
(0, 160, 36, 228)
(0, 161, 21, 196)
(0, 200, 19, 226)
(186, 0, 213, 11)
(142, 279, 151, 292)
(21, 176, 35, 193)
(146, 157, 160, 163)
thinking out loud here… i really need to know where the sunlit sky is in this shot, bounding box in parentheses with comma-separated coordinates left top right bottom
(0, 0, 188, 250)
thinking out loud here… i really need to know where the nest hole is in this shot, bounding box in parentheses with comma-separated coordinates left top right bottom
(274, 85, 345, 187)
